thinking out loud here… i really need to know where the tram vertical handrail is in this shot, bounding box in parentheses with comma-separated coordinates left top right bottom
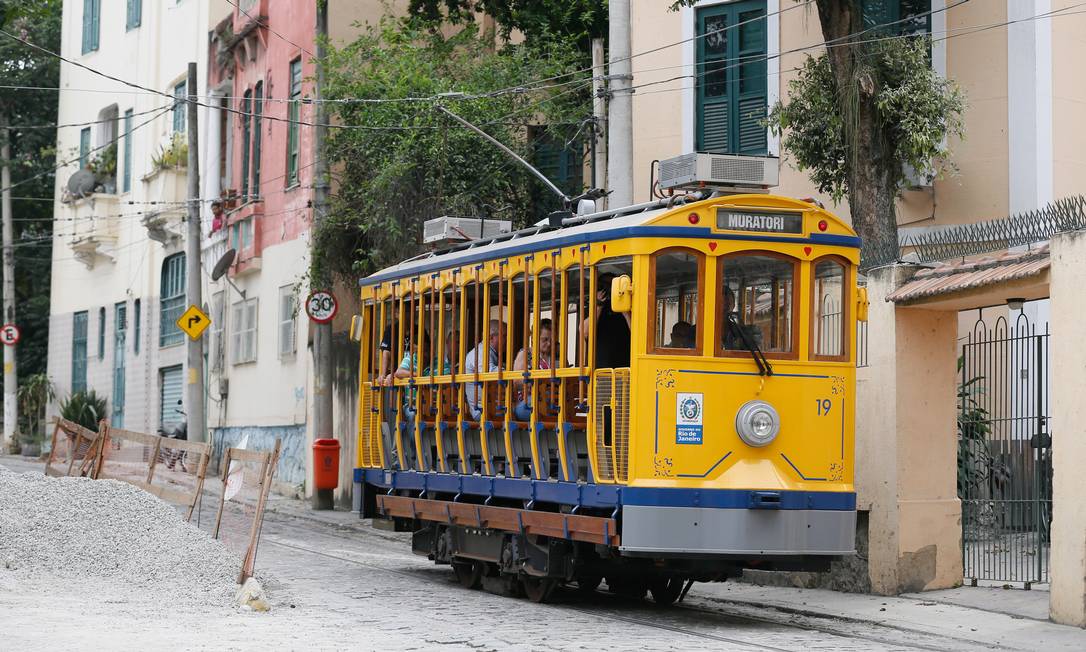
(432, 277, 445, 472)
(393, 282, 408, 471)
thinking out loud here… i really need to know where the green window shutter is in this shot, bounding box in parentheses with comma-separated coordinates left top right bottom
(240, 91, 251, 199)
(252, 81, 263, 197)
(72, 312, 88, 394)
(82, 0, 96, 54)
(695, 0, 767, 155)
(79, 128, 91, 168)
(287, 59, 302, 185)
(122, 109, 133, 192)
(127, 0, 142, 30)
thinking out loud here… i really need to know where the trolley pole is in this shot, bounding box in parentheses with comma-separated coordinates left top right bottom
(1, 117, 16, 452)
(607, 0, 634, 208)
(312, 0, 335, 510)
(185, 62, 207, 444)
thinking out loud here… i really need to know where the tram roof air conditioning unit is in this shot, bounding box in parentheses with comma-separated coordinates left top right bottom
(423, 216, 512, 245)
(658, 152, 779, 193)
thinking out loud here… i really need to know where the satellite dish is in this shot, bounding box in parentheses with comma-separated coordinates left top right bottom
(67, 170, 97, 197)
(211, 248, 236, 281)
(211, 248, 246, 299)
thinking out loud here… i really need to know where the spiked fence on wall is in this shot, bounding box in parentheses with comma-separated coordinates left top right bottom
(863, 195, 1086, 269)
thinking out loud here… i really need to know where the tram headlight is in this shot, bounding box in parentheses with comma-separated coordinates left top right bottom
(735, 400, 780, 447)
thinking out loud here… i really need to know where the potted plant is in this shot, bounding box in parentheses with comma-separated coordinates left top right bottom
(59, 389, 108, 433)
(87, 143, 118, 193)
(151, 133, 188, 172)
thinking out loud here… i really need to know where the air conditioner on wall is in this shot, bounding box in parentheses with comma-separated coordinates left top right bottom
(658, 152, 780, 193)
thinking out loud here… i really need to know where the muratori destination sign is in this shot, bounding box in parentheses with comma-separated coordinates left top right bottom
(716, 208, 804, 234)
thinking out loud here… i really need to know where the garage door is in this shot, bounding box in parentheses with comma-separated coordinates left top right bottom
(160, 365, 184, 433)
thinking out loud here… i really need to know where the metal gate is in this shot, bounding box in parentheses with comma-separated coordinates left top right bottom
(959, 313, 1051, 587)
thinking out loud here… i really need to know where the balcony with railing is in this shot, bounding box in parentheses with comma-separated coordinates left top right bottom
(66, 193, 121, 269)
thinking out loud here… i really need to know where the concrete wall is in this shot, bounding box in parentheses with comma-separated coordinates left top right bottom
(1048, 230, 1086, 627)
(857, 266, 963, 594)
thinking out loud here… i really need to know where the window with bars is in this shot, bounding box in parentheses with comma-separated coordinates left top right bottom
(287, 58, 302, 186)
(82, 0, 100, 55)
(126, 0, 141, 30)
(159, 253, 186, 346)
(112, 302, 127, 427)
(278, 285, 297, 358)
(134, 299, 141, 354)
(231, 298, 258, 364)
(173, 81, 187, 134)
(72, 312, 88, 394)
(695, 0, 767, 156)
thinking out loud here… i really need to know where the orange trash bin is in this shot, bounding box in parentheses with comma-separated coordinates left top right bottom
(313, 438, 340, 490)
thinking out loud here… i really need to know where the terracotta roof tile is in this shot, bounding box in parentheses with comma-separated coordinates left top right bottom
(887, 245, 1049, 303)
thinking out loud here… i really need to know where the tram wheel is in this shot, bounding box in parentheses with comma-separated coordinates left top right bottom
(649, 577, 685, 606)
(521, 576, 557, 603)
(451, 560, 482, 590)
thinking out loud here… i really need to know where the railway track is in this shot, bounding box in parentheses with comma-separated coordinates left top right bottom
(260, 530, 995, 652)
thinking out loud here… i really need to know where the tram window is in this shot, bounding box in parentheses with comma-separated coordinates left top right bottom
(651, 250, 703, 354)
(441, 285, 458, 374)
(463, 279, 483, 372)
(719, 253, 796, 356)
(510, 272, 529, 371)
(564, 266, 587, 369)
(378, 297, 396, 383)
(594, 257, 633, 368)
(812, 258, 848, 359)
(536, 269, 561, 368)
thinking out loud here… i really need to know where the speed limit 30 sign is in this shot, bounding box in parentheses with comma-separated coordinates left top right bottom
(306, 290, 338, 323)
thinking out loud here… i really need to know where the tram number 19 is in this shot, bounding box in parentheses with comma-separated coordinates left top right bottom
(815, 399, 832, 416)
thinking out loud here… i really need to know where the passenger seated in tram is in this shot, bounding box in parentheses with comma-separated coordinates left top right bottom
(392, 331, 431, 420)
(464, 320, 506, 418)
(378, 321, 402, 386)
(667, 321, 695, 349)
(594, 272, 632, 368)
(512, 319, 555, 421)
(443, 330, 459, 375)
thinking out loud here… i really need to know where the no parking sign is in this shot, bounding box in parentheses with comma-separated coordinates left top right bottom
(0, 323, 20, 346)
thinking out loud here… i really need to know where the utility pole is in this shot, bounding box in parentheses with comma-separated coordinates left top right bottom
(591, 38, 608, 210)
(607, 0, 634, 208)
(185, 62, 206, 444)
(312, 0, 335, 510)
(1, 117, 16, 452)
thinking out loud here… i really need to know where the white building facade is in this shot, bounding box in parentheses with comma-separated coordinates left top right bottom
(47, 0, 216, 437)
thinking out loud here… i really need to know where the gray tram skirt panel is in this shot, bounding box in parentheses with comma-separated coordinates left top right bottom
(620, 506, 856, 556)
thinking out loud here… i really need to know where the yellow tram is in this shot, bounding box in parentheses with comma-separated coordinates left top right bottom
(351, 193, 866, 603)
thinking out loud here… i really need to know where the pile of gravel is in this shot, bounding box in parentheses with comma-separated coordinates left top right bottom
(0, 466, 239, 607)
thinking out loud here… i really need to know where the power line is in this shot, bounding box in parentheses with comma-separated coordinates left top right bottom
(0, 106, 173, 194)
(2, 106, 166, 131)
(223, 0, 316, 60)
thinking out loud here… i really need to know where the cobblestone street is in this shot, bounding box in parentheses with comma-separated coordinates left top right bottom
(5, 452, 1083, 652)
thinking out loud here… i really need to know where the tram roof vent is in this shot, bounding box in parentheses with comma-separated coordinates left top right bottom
(423, 216, 512, 246)
(658, 152, 779, 193)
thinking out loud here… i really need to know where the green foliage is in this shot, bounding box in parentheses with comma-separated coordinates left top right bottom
(407, 0, 607, 47)
(17, 373, 54, 444)
(0, 0, 61, 380)
(87, 141, 117, 178)
(315, 18, 590, 283)
(956, 361, 1009, 499)
(768, 37, 964, 202)
(59, 390, 108, 433)
(151, 133, 188, 171)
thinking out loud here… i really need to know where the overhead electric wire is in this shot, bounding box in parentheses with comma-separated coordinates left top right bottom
(2, 105, 166, 131)
(0, 105, 173, 194)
